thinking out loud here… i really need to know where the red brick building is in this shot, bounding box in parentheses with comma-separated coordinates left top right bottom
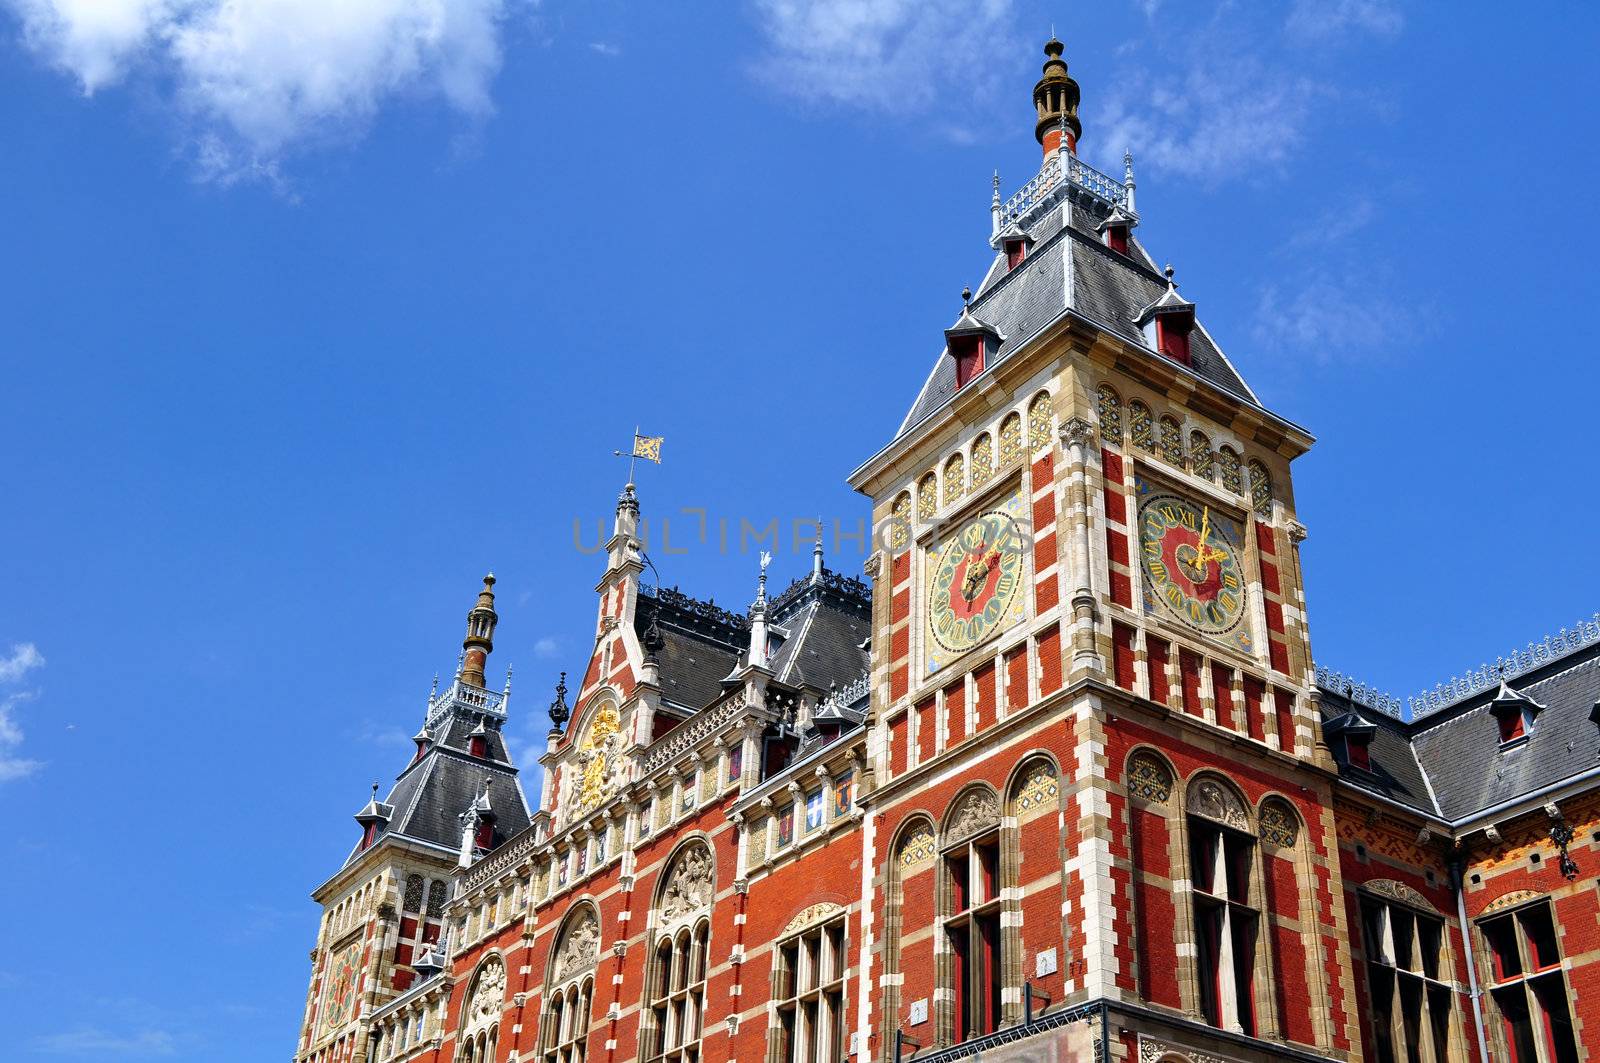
(295, 39, 1600, 1063)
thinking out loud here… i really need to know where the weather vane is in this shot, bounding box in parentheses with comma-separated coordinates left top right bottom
(613, 425, 664, 482)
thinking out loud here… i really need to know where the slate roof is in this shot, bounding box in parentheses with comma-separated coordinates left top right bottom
(1322, 637, 1600, 822)
(897, 184, 1257, 439)
(344, 683, 533, 867)
(636, 587, 746, 713)
(766, 568, 872, 693)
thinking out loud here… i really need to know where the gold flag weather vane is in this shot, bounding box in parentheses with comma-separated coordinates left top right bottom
(614, 426, 664, 481)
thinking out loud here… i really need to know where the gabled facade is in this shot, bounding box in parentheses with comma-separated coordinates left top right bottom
(294, 35, 1600, 1063)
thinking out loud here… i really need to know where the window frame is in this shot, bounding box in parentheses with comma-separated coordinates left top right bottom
(768, 914, 849, 1063)
(1477, 898, 1578, 1063)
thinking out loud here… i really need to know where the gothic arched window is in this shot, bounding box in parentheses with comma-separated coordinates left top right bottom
(938, 786, 1007, 1044)
(998, 412, 1023, 466)
(890, 492, 912, 550)
(1096, 384, 1123, 446)
(1129, 402, 1154, 452)
(970, 433, 994, 486)
(1190, 432, 1215, 482)
(770, 907, 849, 1063)
(1247, 460, 1272, 519)
(944, 454, 965, 506)
(1185, 776, 1264, 1037)
(645, 842, 714, 1063)
(1158, 416, 1185, 468)
(1027, 391, 1053, 452)
(917, 473, 938, 521)
(543, 906, 600, 1063)
(1218, 447, 1243, 495)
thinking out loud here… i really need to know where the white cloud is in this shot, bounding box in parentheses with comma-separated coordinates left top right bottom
(33, 1027, 177, 1055)
(588, 41, 619, 58)
(1286, 0, 1403, 43)
(1251, 272, 1419, 364)
(0, 642, 44, 682)
(749, 0, 1016, 114)
(533, 636, 560, 658)
(2, 0, 526, 181)
(1096, 57, 1322, 183)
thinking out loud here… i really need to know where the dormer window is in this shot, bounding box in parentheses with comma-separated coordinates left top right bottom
(475, 818, 495, 850)
(1156, 314, 1192, 364)
(953, 334, 984, 388)
(1134, 265, 1197, 369)
(1105, 225, 1128, 254)
(1346, 734, 1372, 772)
(1324, 711, 1377, 774)
(1490, 681, 1543, 747)
(468, 720, 490, 758)
(1004, 238, 1027, 270)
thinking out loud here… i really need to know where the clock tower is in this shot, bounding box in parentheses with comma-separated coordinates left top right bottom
(851, 38, 1359, 1060)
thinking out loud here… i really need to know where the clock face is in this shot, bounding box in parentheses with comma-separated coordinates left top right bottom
(1136, 487, 1250, 644)
(926, 498, 1027, 671)
(320, 941, 362, 1035)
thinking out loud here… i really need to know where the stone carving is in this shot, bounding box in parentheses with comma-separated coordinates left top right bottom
(1126, 753, 1173, 803)
(464, 957, 506, 1033)
(944, 788, 1000, 846)
(1258, 799, 1299, 848)
(783, 902, 845, 935)
(1058, 416, 1095, 451)
(1363, 879, 1442, 915)
(1186, 777, 1250, 832)
(898, 826, 936, 870)
(1138, 1036, 1228, 1063)
(574, 705, 624, 816)
(659, 843, 714, 923)
(553, 910, 601, 982)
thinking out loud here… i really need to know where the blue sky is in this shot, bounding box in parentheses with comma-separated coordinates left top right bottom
(0, 0, 1596, 1057)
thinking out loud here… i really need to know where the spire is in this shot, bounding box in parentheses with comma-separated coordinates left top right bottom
(459, 574, 498, 688)
(1123, 150, 1137, 215)
(748, 551, 772, 669)
(990, 170, 1003, 237)
(811, 521, 825, 583)
(1032, 38, 1081, 158)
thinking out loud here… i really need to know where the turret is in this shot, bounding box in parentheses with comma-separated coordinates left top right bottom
(459, 574, 498, 688)
(1033, 38, 1082, 157)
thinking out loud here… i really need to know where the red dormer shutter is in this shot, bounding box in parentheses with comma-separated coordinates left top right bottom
(1157, 317, 1192, 365)
(1495, 706, 1526, 743)
(1105, 227, 1128, 254)
(954, 336, 984, 388)
(475, 820, 494, 850)
(1005, 239, 1026, 270)
(1346, 736, 1371, 772)
(469, 735, 486, 758)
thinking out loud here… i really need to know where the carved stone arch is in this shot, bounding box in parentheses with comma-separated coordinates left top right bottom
(941, 783, 1001, 847)
(1257, 795, 1301, 849)
(783, 900, 847, 936)
(1008, 752, 1061, 821)
(1126, 748, 1176, 804)
(547, 900, 603, 987)
(459, 951, 507, 1037)
(654, 836, 716, 931)
(1363, 878, 1445, 916)
(1184, 773, 1253, 833)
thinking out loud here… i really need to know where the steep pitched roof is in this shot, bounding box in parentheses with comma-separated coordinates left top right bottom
(636, 587, 746, 713)
(897, 181, 1257, 438)
(766, 568, 871, 693)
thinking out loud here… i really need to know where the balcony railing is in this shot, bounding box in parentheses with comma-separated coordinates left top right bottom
(999, 153, 1130, 230)
(425, 678, 507, 727)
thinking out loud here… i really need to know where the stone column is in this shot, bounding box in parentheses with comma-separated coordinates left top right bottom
(1059, 417, 1102, 675)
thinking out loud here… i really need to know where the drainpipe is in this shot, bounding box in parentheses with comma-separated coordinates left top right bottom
(1449, 857, 1490, 1063)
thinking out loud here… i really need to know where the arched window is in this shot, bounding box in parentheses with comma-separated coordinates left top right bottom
(1027, 391, 1053, 452)
(917, 473, 938, 521)
(1096, 384, 1123, 445)
(543, 907, 600, 1063)
(456, 956, 506, 1063)
(880, 818, 936, 1059)
(1129, 402, 1154, 451)
(1184, 776, 1263, 1037)
(1158, 416, 1185, 467)
(970, 433, 994, 486)
(998, 412, 1023, 466)
(769, 906, 849, 1063)
(1190, 432, 1215, 481)
(943, 454, 965, 507)
(644, 842, 714, 1063)
(1247, 460, 1272, 519)
(1218, 447, 1243, 495)
(889, 492, 912, 550)
(1357, 879, 1461, 1063)
(938, 786, 1006, 1044)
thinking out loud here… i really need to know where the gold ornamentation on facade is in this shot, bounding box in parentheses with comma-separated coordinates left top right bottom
(1158, 416, 1184, 467)
(1189, 431, 1214, 481)
(1218, 446, 1242, 494)
(1129, 401, 1154, 451)
(890, 492, 912, 549)
(1259, 799, 1298, 848)
(1127, 753, 1173, 803)
(970, 433, 994, 485)
(917, 473, 938, 521)
(898, 827, 936, 869)
(1096, 384, 1122, 445)
(999, 412, 1022, 465)
(1014, 760, 1059, 817)
(1248, 459, 1272, 518)
(943, 454, 965, 506)
(575, 705, 622, 815)
(1027, 391, 1053, 452)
